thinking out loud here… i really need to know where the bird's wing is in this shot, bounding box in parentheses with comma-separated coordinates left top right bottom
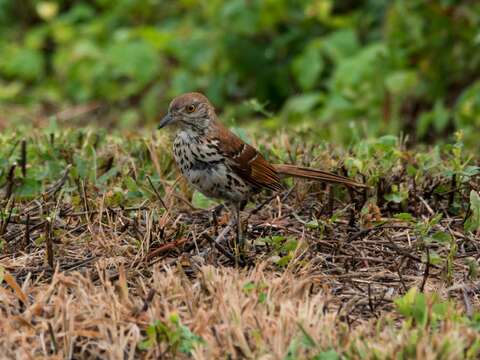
(212, 121, 282, 192)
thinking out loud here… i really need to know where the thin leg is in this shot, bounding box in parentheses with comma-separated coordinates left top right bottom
(213, 218, 234, 245)
(211, 203, 225, 236)
(212, 203, 224, 219)
(235, 205, 243, 247)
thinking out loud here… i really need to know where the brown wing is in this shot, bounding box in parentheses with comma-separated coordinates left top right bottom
(211, 121, 282, 192)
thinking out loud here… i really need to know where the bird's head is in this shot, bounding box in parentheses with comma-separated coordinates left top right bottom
(158, 92, 215, 133)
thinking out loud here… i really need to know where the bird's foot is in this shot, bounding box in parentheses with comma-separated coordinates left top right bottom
(211, 204, 229, 229)
(211, 204, 228, 227)
(211, 203, 225, 219)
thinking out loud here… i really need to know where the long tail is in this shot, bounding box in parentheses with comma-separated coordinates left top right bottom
(273, 164, 367, 188)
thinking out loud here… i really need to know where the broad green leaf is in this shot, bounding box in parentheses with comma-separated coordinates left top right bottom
(385, 70, 418, 95)
(191, 191, 216, 209)
(292, 44, 324, 90)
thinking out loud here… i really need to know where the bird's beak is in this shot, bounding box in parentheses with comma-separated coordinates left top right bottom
(158, 113, 173, 129)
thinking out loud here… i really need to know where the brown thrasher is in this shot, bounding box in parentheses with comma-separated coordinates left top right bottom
(159, 92, 366, 245)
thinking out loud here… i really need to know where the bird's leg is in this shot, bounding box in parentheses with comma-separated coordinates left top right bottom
(212, 203, 225, 219)
(212, 217, 235, 245)
(236, 200, 248, 248)
(235, 205, 243, 247)
(232, 202, 250, 267)
(211, 203, 225, 236)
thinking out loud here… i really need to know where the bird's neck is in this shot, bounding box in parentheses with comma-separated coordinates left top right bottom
(176, 118, 223, 141)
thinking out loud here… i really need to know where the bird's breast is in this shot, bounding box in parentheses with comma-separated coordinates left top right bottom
(172, 132, 251, 202)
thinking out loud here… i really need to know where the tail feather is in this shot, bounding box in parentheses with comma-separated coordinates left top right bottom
(273, 164, 367, 188)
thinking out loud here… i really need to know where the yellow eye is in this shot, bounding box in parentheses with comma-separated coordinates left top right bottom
(186, 104, 196, 113)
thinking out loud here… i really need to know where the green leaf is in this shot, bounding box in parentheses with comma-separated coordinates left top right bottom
(124, 177, 144, 199)
(395, 287, 428, 327)
(313, 350, 340, 360)
(1, 47, 44, 81)
(384, 192, 404, 203)
(106, 40, 159, 83)
(322, 29, 359, 63)
(178, 324, 204, 354)
(276, 254, 292, 267)
(15, 178, 42, 198)
(429, 231, 451, 244)
(282, 93, 322, 115)
(465, 190, 480, 233)
(385, 70, 418, 95)
(282, 239, 298, 253)
(191, 191, 216, 209)
(292, 44, 324, 90)
(378, 135, 398, 147)
(97, 166, 119, 185)
(242, 281, 256, 294)
(432, 101, 450, 133)
(258, 292, 267, 303)
(394, 213, 414, 222)
(423, 250, 442, 265)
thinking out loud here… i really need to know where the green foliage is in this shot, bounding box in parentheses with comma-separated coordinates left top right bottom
(1, 1, 480, 146)
(138, 313, 204, 355)
(254, 235, 301, 267)
(465, 190, 480, 233)
(191, 190, 216, 209)
(395, 287, 452, 329)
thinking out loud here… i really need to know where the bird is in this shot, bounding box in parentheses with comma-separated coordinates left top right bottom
(158, 92, 366, 247)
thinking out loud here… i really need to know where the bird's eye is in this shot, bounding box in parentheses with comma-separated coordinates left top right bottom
(186, 104, 196, 113)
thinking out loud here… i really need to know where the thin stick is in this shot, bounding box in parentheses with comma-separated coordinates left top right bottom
(4, 164, 16, 200)
(23, 214, 30, 250)
(203, 232, 244, 266)
(45, 221, 54, 269)
(146, 175, 168, 211)
(48, 322, 58, 354)
(20, 139, 27, 178)
(420, 247, 430, 292)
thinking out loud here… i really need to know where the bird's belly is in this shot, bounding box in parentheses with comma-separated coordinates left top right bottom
(183, 163, 250, 202)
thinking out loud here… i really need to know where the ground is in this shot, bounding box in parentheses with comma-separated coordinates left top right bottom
(0, 128, 479, 359)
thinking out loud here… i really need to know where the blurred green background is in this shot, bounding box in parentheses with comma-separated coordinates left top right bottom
(1, 0, 480, 146)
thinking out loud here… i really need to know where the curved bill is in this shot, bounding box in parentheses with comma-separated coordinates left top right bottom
(158, 113, 173, 129)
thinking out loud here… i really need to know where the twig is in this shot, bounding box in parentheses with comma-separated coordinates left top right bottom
(462, 287, 473, 318)
(397, 256, 408, 292)
(4, 163, 16, 200)
(420, 246, 430, 292)
(45, 164, 72, 198)
(23, 214, 30, 250)
(145, 237, 188, 262)
(367, 283, 375, 315)
(63, 256, 98, 272)
(202, 232, 242, 266)
(448, 174, 457, 209)
(417, 195, 434, 216)
(64, 204, 149, 217)
(0, 197, 15, 241)
(146, 175, 168, 211)
(140, 289, 156, 313)
(384, 236, 439, 268)
(45, 220, 54, 269)
(20, 139, 27, 178)
(325, 185, 334, 217)
(48, 322, 58, 354)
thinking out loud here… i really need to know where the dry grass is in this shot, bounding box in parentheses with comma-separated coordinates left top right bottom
(1, 130, 480, 358)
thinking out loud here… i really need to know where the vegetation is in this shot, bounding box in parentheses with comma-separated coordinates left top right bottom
(1, 1, 480, 144)
(1, 1, 480, 359)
